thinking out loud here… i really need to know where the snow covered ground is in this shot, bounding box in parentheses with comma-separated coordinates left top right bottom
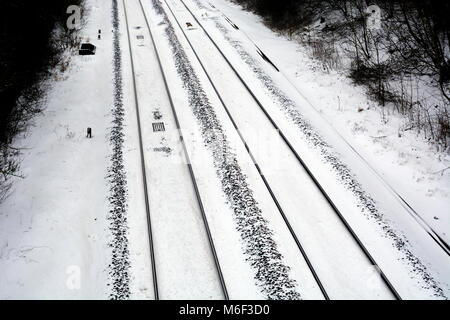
(121, 0, 225, 299)
(0, 0, 448, 300)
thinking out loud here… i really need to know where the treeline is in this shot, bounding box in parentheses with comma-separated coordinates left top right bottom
(0, 0, 83, 142)
(232, 0, 449, 147)
(231, 0, 323, 31)
(0, 0, 83, 200)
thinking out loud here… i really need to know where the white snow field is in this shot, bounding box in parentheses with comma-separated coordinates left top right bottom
(0, 0, 448, 300)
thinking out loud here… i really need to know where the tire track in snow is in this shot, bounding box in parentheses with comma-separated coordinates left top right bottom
(150, 0, 301, 300)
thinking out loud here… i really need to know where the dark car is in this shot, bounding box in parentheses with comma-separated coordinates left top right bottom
(79, 43, 96, 55)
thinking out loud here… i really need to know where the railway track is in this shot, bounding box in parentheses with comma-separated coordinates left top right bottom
(162, 0, 328, 300)
(163, 0, 402, 300)
(216, 8, 450, 257)
(123, 0, 229, 300)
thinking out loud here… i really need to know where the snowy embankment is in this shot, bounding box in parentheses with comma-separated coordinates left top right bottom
(0, 0, 114, 298)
